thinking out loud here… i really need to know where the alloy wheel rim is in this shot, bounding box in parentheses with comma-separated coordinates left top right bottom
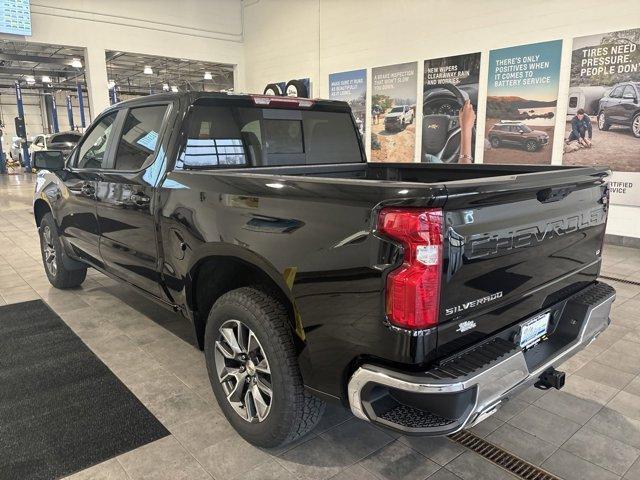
(599, 113, 605, 129)
(526, 141, 536, 151)
(214, 319, 272, 423)
(42, 226, 57, 277)
(633, 116, 640, 136)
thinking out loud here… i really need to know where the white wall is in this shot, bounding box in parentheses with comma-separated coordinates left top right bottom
(243, 0, 640, 239)
(5, 0, 246, 117)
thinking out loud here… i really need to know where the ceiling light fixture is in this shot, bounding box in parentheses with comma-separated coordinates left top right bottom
(25, 75, 35, 85)
(162, 83, 170, 91)
(204, 71, 212, 80)
(41, 75, 51, 83)
(170, 85, 178, 92)
(108, 79, 116, 89)
(71, 58, 82, 68)
(143, 66, 153, 75)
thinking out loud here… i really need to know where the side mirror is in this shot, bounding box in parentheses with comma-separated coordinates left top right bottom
(33, 150, 65, 171)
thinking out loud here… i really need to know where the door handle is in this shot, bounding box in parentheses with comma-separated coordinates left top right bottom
(81, 183, 95, 197)
(130, 193, 150, 206)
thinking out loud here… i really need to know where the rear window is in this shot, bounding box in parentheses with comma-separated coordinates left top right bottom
(175, 105, 362, 170)
(51, 133, 81, 143)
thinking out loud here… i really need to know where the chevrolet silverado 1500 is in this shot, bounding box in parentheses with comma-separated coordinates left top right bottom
(32, 92, 615, 448)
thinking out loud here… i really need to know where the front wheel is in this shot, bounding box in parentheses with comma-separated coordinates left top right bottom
(39, 213, 87, 288)
(631, 113, 640, 138)
(490, 136, 501, 148)
(204, 287, 325, 448)
(525, 140, 539, 152)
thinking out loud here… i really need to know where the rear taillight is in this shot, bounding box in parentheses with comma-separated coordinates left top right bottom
(378, 208, 443, 330)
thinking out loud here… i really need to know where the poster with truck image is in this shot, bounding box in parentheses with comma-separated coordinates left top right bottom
(484, 40, 562, 164)
(329, 69, 366, 138)
(562, 28, 640, 207)
(422, 52, 481, 163)
(371, 62, 417, 162)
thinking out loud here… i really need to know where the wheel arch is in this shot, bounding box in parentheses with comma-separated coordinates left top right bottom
(185, 249, 299, 351)
(33, 198, 53, 228)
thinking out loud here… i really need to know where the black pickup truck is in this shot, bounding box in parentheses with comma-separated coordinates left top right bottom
(32, 92, 615, 448)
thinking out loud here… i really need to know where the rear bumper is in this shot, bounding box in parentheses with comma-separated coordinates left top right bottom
(347, 281, 615, 435)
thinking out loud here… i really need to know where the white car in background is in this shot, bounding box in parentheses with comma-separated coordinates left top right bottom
(30, 131, 82, 159)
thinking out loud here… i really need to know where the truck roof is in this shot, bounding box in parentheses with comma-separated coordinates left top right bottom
(105, 91, 351, 113)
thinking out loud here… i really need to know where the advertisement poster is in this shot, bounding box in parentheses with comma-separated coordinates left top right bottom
(371, 62, 417, 162)
(422, 52, 481, 163)
(484, 40, 562, 164)
(562, 28, 640, 206)
(329, 69, 366, 137)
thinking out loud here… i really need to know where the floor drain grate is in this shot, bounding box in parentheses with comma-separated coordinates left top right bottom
(600, 275, 640, 287)
(449, 430, 560, 480)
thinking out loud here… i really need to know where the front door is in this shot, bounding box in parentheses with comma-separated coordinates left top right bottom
(58, 111, 119, 267)
(95, 104, 169, 296)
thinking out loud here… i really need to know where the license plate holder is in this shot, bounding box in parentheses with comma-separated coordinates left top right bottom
(520, 312, 550, 348)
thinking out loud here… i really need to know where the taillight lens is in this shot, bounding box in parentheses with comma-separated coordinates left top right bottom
(378, 208, 443, 330)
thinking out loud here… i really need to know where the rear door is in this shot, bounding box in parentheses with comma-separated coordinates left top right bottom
(436, 168, 609, 355)
(95, 103, 170, 296)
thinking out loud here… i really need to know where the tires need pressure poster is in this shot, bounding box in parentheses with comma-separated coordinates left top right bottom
(371, 62, 417, 162)
(483, 40, 562, 165)
(422, 52, 481, 164)
(563, 28, 640, 207)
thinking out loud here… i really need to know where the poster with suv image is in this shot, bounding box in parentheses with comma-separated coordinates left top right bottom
(422, 52, 481, 163)
(562, 28, 640, 207)
(329, 69, 366, 138)
(484, 40, 562, 164)
(371, 62, 417, 162)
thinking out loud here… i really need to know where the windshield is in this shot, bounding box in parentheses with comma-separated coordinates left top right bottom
(390, 107, 404, 113)
(176, 105, 363, 170)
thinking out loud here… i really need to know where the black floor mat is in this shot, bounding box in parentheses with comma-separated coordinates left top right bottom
(0, 300, 169, 480)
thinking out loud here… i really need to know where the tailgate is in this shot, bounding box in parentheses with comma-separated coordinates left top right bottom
(437, 167, 610, 356)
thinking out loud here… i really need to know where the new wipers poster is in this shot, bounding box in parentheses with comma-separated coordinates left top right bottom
(329, 69, 367, 138)
(562, 28, 640, 207)
(483, 40, 562, 165)
(371, 62, 417, 162)
(422, 52, 481, 164)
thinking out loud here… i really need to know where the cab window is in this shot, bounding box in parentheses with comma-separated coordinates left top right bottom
(113, 105, 168, 171)
(75, 112, 118, 169)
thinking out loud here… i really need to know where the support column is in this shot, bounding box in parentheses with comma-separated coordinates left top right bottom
(83, 45, 110, 118)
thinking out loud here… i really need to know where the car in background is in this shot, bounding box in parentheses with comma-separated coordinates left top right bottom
(10, 137, 32, 165)
(597, 82, 640, 138)
(384, 105, 414, 131)
(30, 131, 82, 160)
(488, 121, 549, 152)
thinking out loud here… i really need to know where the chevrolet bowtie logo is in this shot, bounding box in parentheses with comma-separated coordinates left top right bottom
(427, 124, 439, 129)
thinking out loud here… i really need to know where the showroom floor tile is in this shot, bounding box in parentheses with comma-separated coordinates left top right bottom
(1, 173, 640, 480)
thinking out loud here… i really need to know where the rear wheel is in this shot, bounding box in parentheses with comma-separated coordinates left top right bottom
(598, 111, 611, 131)
(631, 113, 640, 138)
(204, 287, 325, 448)
(39, 213, 87, 288)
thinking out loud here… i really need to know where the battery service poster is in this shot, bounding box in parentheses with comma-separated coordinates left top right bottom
(422, 52, 481, 163)
(371, 62, 417, 162)
(329, 69, 366, 138)
(562, 28, 640, 206)
(483, 40, 562, 165)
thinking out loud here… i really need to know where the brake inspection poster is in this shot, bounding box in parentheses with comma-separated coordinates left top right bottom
(562, 28, 640, 207)
(371, 62, 417, 162)
(328, 69, 367, 138)
(483, 40, 562, 165)
(422, 52, 481, 163)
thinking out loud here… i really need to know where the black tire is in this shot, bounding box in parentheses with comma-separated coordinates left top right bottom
(204, 286, 325, 448)
(598, 111, 611, 131)
(525, 140, 539, 152)
(285, 79, 308, 98)
(39, 213, 87, 288)
(490, 136, 501, 148)
(263, 83, 282, 96)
